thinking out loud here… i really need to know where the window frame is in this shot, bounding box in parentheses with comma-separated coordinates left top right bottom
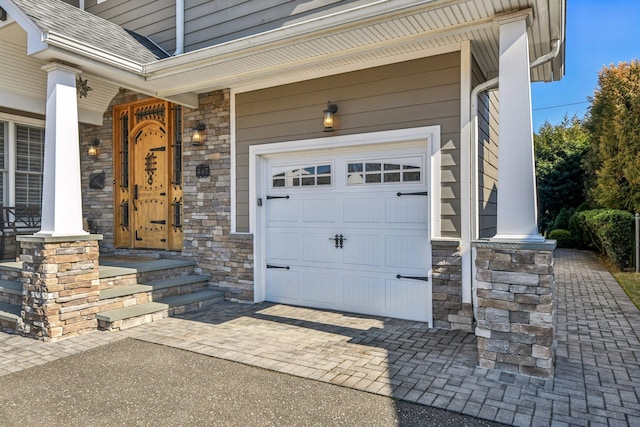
(0, 113, 46, 207)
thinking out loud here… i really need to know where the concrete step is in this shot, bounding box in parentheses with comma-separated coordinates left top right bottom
(144, 274, 212, 300)
(97, 289, 223, 331)
(0, 301, 20, 332)
(99, 284, 153, 300)
(98, 258, 198, 289)
(159, 289, 224, 315)
(0, 279, 22, 296)
(141, 274, 212, 291)
(0, 278, 22, 306)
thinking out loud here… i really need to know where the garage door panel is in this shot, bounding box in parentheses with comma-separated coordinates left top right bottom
(303, 233, 339, 263)
(267, 231, 302, 261)
(385, 277, 431, 322)
(267, 269, 300, 302)
(343, 275, 385, 313)
(300, 270, 339, 305)
(264, 142, 431, 325)
(302, 198, 338, 223)
(385, 197, 429, 224)
(385, 235, 429, 269)
(343, 197, 382, 223)
(342, 234, 383, 267)
(267, 199, 298, 222)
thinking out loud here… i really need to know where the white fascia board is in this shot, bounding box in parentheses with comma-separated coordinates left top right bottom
(43, 32, 144, 74)
(31, 47, 197, 108)
(0, 0, 47, 54)
(143, 0, 443, 77)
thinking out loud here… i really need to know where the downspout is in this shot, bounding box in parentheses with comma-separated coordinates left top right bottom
(174, 0, 184, 55)
(79, 0, 85, 10)
(468, 39, 560, 316)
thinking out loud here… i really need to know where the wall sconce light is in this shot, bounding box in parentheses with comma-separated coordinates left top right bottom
(192, 122, 206, 145)
(323, 101, 338, 132)
(0, 7, 7, 22)
(88, 139, 100, 157)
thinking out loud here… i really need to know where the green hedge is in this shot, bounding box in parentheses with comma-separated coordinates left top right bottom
(548, 229, 574, 248)
(571, 209, 634, 269)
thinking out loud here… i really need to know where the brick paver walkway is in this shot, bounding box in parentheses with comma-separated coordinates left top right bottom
(1, 249, 640, 426)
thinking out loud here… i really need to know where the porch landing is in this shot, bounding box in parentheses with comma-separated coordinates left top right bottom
(0, 256, 225, 334)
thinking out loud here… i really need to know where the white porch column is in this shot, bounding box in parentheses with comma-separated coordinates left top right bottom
(493, 12, 543, 242)
(37, 63, 88, 237)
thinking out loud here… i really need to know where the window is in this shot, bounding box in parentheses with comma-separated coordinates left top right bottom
(271, 164, 332, 188)
(0, 117, 45, 207)
(347, 157, 422, 185)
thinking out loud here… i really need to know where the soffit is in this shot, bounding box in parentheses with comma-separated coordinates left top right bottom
(1, 0, 565, 104)
(144, 0, 565, 97)
(0, 22, 120, 125)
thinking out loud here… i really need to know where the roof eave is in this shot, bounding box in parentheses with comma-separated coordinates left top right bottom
(43, 31, 144, 74)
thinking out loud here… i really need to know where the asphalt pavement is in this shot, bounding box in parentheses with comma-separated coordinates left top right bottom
(0, 338, 503, 427)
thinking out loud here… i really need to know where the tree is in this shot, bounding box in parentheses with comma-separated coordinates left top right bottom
(585, 60, 640, 211)
(535, 115, 589, 233)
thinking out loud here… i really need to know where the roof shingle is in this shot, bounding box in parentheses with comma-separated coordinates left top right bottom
(9, 0, 169, 63)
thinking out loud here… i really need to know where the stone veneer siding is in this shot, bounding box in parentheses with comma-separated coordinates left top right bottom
(18, 235, 102, 341)
(181, 90, 253, 301)
(473, 241, 556, 378)
(431, 240, 473, 332)
(79, 89, 254, 302)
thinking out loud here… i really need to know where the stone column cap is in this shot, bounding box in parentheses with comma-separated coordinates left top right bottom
(472, 239, 557, 251)
(17, 234, 104, 243)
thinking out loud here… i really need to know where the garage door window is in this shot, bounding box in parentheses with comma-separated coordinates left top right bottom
(272, 164, 332, 188)
(347, 158, 422, 185)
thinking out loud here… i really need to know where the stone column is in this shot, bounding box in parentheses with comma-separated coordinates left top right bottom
(473, 240, 556, 378)
(493, 11, 543, 242)
(19, 235, 102, 342)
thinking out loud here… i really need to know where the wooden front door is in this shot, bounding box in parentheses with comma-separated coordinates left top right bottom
(132, 122, 169, 248)
(113, 99, 183, 251)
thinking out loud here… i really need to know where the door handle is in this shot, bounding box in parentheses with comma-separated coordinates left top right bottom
(329, 234, 347, 249)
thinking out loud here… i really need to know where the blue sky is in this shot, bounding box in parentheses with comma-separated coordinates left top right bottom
(531, 0, 640, 131)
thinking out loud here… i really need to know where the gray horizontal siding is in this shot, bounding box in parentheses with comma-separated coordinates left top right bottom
(85, 0, 176, 54)
(236, 52, 462, 235)
(474, 56, 498, 239)
(184, 0, 371, 52)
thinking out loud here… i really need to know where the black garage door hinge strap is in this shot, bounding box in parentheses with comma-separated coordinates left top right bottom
(267, 264, 290, 270)
(266, 195, 290, 200)
(396, 191, 428, 197)
(396, 274, 428, 282)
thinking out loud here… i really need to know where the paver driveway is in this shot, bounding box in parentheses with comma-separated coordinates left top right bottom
(1, 249, 640, 426)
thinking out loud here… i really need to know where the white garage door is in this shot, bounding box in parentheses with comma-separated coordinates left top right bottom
(263, 143, 431, 324)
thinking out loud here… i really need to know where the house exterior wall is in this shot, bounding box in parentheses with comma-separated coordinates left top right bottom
(83, 0, 177, 54)
(182, 0, 371, 52)
(478, 90, 499, 239)
(235, 52, 462, 237)
(472, 57, 499, 239)
(78, 0, 378, 54)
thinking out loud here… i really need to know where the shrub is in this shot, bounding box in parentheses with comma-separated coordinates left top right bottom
(548, 229, 574, 248)
(572, 209, 634, 269)
(551, 207, 575, 231)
